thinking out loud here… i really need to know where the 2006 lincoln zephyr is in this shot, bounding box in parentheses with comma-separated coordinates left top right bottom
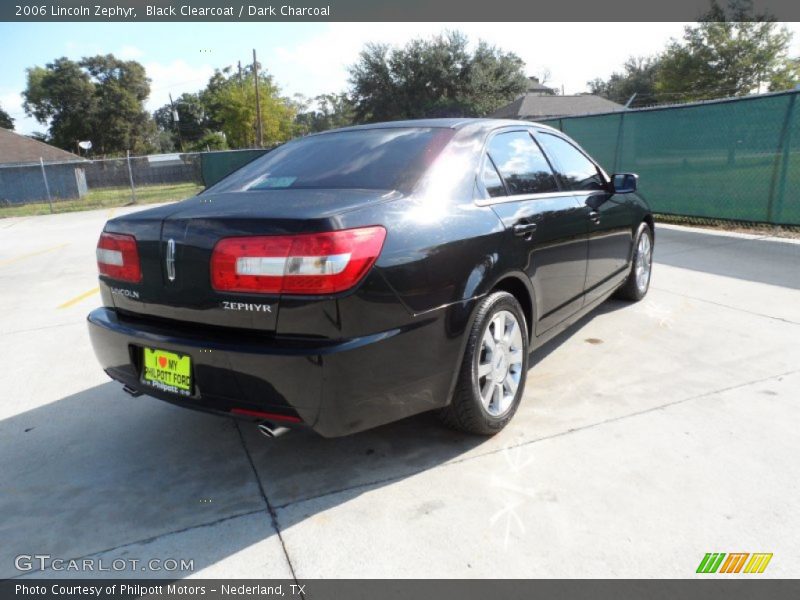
(88, 119, 653, 438)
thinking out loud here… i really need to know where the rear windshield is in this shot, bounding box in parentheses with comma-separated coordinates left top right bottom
(206, 127, 454, 194)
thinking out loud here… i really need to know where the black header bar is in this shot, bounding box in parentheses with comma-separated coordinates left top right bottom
(4, 580, 800, 600)
(5, 0, 800, 22)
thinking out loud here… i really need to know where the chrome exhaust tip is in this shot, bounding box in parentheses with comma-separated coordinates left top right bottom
(257, 421, 290, 438)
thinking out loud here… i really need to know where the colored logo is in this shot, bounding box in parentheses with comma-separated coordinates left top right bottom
(697, 553, 773, 574)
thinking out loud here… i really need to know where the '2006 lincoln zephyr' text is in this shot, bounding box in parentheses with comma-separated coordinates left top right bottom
(88, 119, 653, 438)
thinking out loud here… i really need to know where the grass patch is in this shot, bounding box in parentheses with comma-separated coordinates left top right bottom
(0, 182, 204, 218)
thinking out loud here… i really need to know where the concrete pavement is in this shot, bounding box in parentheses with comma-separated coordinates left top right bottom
(0, 210, 798, 578)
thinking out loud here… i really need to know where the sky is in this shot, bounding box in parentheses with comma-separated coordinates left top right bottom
(2, 21, 800, 136)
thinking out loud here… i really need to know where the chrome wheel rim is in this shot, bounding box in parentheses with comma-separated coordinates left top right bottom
(476, 310, 524, 417)
(635, 232, 652, 293)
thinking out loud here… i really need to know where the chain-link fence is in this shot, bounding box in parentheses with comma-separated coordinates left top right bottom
(0, 148, 271, 215)
(6, 94, 799, 225)
(541, 89, 800, 226)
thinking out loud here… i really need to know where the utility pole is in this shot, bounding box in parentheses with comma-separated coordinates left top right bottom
(238, 61, 244, 91)
(126, 150, 137, 204)
(169, 93, 184, 152)
(39, 157, 53, 213)
(252, 48, 263, 148)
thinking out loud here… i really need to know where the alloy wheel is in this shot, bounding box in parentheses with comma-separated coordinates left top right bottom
(475, 310, 524, 417)
(635, 232, 652, 293)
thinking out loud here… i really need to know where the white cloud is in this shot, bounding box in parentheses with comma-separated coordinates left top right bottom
(119, 45, 145, 60)
(0, 90, 39, 134)
(0, 91, 22, 112)
(270, 23, 447, 98)
(144, 59, 215, 110)
(62, 39, 103, 57)
(268, 22, 692, 99)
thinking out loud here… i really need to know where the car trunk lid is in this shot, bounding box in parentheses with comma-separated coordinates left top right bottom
(102, 189, 396, 332)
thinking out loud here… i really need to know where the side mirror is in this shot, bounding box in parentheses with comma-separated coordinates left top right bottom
(612, 173, 638, 194)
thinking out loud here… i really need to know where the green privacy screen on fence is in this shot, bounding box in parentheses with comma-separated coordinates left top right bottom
(541, 90, 800, 225)
(200, 148, 271, 188)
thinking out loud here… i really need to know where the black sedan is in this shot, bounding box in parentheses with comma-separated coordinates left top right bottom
(88, 119, 653, 437)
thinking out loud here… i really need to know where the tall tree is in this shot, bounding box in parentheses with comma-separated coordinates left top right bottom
(294, 93, 355, 135)
(80, 55, 155, 154)
(588, 56, 660, 107)
(23, 58, 96, 150)
(348, 31, 528, 122)
(23, 54, 156, 155)
(0, 104, 14, 129)
(199, 65, 295, 148)
(656, 0, 799, 101)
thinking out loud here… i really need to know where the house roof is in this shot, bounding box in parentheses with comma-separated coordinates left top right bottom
(490, 94, 626, 120)
(0, 128, 82, 166)
(526, 77, 556, 94)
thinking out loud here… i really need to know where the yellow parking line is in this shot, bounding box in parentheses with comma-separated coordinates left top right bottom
(58, 287, 99, 309)
(0, 243, 69, 267)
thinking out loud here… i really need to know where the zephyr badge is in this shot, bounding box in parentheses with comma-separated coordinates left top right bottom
(166, 238, 176, 282)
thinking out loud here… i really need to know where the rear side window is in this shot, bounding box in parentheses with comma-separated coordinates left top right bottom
(536, 133, 606, 192)
(487, 131, 559, 196)
(206, 127, 454, 194)
(482, 158, 506, 198)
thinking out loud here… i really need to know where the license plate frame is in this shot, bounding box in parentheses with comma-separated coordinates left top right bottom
(141, 346, 193, 397)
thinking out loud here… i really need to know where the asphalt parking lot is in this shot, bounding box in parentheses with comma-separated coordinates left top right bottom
(1, 206, 799, 579)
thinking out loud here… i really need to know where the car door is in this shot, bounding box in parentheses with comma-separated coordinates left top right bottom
(479, 129, 589, 335)
(535, 130, 634, 305)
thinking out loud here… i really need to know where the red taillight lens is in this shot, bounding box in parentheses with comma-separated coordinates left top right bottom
(210, 226, 386, 295)
(96, 232, 142, 283)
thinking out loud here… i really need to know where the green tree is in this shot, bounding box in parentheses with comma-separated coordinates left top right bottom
(81, 55, 155, 154)
(294, 93, 355, 134)
(200, 66, 295, 148)
(348, 31, 528, 122)
(23, 58, 96, 151)
(193, 131, 229, 151)
(23, 54, 156, 155)
(154, 92, 209, 150)
(588, 56, 660, 107)
(655, 0, 799, 101)
(152, 129, 177, 153)
(0, 104, 14, 129)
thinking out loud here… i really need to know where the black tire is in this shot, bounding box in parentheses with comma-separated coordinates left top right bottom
(615, 222, 653, 301)
(439, 291, 529, 435)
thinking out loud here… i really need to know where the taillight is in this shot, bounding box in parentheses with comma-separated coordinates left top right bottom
(211, 226, 386, 295)
(96, 232, 142, 283)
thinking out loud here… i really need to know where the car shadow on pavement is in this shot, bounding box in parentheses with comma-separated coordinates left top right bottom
(0, 380, 487, 579)
(532, 298, 630, 365)
(1, 296, 628, 579)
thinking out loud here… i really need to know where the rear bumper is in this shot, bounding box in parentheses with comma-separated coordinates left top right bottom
(87, 307, 460, 437)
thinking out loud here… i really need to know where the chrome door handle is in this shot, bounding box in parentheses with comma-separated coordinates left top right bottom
(513, 222, 538, 237)
(588, 211, 600, 224)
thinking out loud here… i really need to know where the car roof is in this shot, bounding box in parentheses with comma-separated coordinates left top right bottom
(317, 118, 561, 136)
